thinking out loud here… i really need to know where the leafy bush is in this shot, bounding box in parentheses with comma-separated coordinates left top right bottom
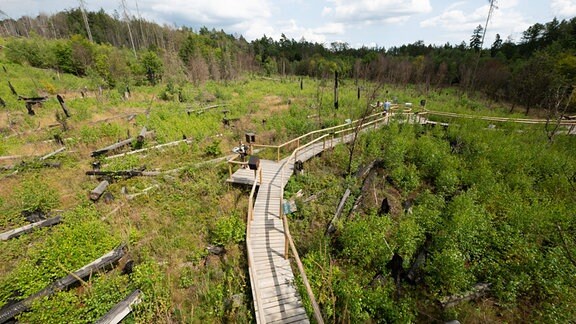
(210, 213, 245, 246)
(17, 176, 60, 213)
(204, 140, 222, 157)
(389, 163, 421, 195)
(337, 215, 393, 270)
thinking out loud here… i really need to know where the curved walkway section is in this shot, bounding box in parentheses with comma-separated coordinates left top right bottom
(228, 124, 373, 323)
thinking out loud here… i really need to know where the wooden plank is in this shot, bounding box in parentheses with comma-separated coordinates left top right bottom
(262, 299, 304, 313)
(259, 286, 300, 299)
(265, 307, 307, 322)
(262, 295, 301, 308)
(250, 243, 286, 249)
(257, 271, 294, 281)
(258, 276, 295, 289)
(269, 312, 310, 324)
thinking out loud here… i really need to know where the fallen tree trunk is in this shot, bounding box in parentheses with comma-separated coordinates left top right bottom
(0, 216, 62, 241)
(56, 95, 71, 118)
(440, 283, 490, 308)
(90, 180, 110, 201)
(91, 138, 134, 157)
(0, 155, 23, 161)
(40, 147, 66, 160)
(349, 161, 380, 218)
(126, 185, 159, 200)
(0, 244, 126, 323)
(91, 131, 154, 157)
(95, 289, 141, 324)
(136, 127, 147, 143)
(86, 169, 158, 178)
(105, 139, 191, 160)
(326, 188, 351, 235)
(186, 104, 229, 115)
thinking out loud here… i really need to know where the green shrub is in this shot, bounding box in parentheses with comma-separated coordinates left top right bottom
(210, 213, 245, 246)
(17, 177, 60, 213)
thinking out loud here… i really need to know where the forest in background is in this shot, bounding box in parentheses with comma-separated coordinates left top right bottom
(1, 9, 575, 116)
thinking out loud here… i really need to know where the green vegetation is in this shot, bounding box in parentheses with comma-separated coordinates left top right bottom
(0, 11, 575, 323)
(288, 120, 576, 322)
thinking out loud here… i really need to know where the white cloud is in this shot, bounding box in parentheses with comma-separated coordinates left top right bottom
(551, 0, 576, 17)
(323, 0, 432, 23)
(148, 0, 270, 25)
(420, 1, 530, 46)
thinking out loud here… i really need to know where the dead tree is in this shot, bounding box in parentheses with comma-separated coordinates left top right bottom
(0, 216, 62, 241)
(7, 81, 17, 96)
(346, 85, 383, 176)
(545, 84, 574, 142)
(56, 94, 71, 118)
(326, 188, 351, 235)
(90, 180, 110, 201)
(91, 138, 134, 157)
(86, 168, 157, 178)
(91, 128, 151, 157)
(95, 289, 141, 324)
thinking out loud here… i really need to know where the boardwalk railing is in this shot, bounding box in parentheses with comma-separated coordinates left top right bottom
(246, 167, 266, 324)
(425, 109, 576, 126)
(234, 111, 418, 323)
(227, 110, 413, 179)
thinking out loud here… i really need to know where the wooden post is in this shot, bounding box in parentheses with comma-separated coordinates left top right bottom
(259, 167, 262, 184)
(283, 214, 289, 260)
(334, 71, 339, 109)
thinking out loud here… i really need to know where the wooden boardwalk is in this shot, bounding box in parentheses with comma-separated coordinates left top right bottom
(228, 130, 361, 323)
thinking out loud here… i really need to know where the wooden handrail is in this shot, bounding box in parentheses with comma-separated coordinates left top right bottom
(276, 112, 394, 324)
(246, 168, 266, 324)
(425, 110, 576, 125)
(249, 111, 391, 163)
(282, 212, 324, 324)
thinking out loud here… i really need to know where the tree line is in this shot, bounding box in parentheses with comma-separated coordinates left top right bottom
(1, 9, 575, 113)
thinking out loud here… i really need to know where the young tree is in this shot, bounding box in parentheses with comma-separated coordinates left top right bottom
(140, 50, 163, 85)
(470, 25, 484, 52)
(491, 33, 503, 57)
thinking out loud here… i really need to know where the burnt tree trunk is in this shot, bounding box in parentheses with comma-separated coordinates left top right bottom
(91, 138, 134, 157)
(56, 95, 71, 118)
(90, 180, 110, 201)
(8, 81, 17, 96)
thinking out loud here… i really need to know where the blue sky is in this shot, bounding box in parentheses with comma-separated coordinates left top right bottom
(1, 0, 574, 49)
